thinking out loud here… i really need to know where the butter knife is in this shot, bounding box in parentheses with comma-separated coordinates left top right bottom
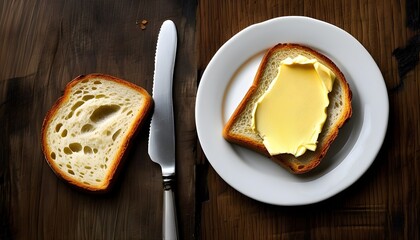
(148, 20, 178, 240)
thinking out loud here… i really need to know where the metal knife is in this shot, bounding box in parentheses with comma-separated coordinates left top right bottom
(148, 20, 178, 240)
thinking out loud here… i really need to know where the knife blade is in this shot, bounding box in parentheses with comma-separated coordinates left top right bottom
(148, 20, 178, 240)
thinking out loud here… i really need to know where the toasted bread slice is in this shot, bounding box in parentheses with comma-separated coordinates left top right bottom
(223, 44, 352, 174)
(41, 74, 152, 191)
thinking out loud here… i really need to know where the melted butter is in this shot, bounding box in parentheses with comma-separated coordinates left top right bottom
(251, 55, 335, 157)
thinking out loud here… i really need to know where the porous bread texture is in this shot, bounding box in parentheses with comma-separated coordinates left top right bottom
(42, 74, 152, 191)
(223, 43, 352, 174)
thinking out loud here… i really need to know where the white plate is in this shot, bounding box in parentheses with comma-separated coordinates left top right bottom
(195, 16, 389, 205)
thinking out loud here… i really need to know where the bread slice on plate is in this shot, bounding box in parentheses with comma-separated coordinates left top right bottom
(223, 43, 352, 174)
(41, 74, 152, 191)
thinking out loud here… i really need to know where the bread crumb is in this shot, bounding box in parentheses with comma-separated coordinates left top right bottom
(136, 19, 148, 30)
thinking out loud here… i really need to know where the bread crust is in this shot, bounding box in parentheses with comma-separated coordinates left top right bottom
(223, 43, 352, 174)
(41, 74, 152, 192)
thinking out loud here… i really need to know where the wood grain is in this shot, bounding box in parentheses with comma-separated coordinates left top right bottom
(197, 0, 419, 239)
(0, 0, 196, 239)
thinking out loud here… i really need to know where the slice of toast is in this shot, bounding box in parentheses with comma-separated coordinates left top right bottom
(41, 74, 152, 191)
(223, 43, 352, 174)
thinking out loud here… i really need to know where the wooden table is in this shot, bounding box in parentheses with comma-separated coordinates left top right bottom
(1, 0, 419, 239)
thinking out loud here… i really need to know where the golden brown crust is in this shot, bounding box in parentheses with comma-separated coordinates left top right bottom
(41, 74, 152, 192)
(223, 43, 352, 174)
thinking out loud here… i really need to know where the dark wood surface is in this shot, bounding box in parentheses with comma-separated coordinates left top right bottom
(1, 0, 419, 239)
(0, 0, 197, 239)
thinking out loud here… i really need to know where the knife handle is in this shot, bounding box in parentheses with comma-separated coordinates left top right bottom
(163, 176, 178, 240)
